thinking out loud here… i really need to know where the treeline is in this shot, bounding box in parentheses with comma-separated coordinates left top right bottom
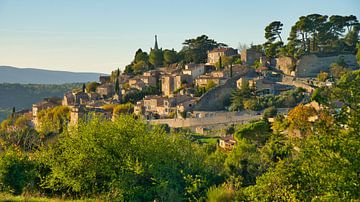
(264, 14, 360, 59)
(124, 35, 228, 74)
(123, 14, 360, 76)
(0, 70, 359, 201)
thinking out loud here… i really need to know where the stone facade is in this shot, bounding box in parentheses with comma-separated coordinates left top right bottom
(207, 47, 238, 65)
(182, 64, 206, 79)
(241, 48, 263, 66)
(96, 83, 115, 98)
(161, 74, 192, 96)
(295, 54, 358, 77)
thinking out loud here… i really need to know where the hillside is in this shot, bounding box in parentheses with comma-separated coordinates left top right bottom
(0, 83, 81, 121)
(0, 66, 103, 84)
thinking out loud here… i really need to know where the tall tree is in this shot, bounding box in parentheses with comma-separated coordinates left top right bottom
(180, 35, 226, 63)
(149, 49, 163, 68)
(265, 21, 283, 43)
(163, 49, 178, 66)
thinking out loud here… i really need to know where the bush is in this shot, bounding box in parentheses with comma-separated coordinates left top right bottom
(0, 147, 37, 195)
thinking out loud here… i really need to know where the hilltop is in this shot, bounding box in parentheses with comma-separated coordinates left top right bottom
(0, 66, 104, 84)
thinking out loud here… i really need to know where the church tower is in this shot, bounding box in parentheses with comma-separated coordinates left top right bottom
(154, 35, 159, 50)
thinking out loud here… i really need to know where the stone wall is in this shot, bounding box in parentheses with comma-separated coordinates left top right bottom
(149, 111, 262, 128)
(295, 54, 358, 77)
(193, 69, 248, 111)
(276, 54, 358, 77)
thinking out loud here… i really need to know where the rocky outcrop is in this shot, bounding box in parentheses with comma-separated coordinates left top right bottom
(276, 56, 296, 76)
(276, 54, 358, 77)
(295, 54, 358, 77)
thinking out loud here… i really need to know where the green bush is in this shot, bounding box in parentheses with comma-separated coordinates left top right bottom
(0, 147, 37, 195)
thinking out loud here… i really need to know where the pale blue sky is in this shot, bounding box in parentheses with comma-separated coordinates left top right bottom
(0, 0, 359, 73)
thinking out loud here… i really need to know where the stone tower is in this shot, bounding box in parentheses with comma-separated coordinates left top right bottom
(154, 35, 159, 50)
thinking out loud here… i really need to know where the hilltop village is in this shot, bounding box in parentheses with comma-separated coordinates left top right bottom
(20, 29, 357, 148)
(3, 13, 360, 149)
(1, 13, 360, 201)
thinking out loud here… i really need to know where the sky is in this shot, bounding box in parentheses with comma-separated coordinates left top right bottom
(0, 0, 359, 74)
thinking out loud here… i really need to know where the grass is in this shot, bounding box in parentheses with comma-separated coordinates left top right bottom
(191, 134, 219, 145)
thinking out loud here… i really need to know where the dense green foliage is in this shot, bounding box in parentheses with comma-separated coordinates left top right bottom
(262, 14, 359, 59)
(180, 35, 226, 64)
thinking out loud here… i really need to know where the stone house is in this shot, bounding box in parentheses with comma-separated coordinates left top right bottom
(219, 135, 237, 150)
(248, 78, 276, 95)
(195, 75, 227, 87)
(70, 105, 112, 126)
(161, 74, 192, 96)
(32, 97, 62, 129)
(237, 77, 276, 95)
(207, 47, 238, 65)
(241, 48, 263, 66)
(182, 64, 206, 79)
(62, 92, 75, 106)
(74, 91, 90, 105)
(136, 94, 195, 119)
(63, 91, 99, 106)
(96, 83, 115, 98)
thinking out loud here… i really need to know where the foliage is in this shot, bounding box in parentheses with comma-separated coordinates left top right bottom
(149, 49, 164, 68)
(330, 62, 351, 79)
(85, 82, 99, 93)
(36, 115, 215, 201)
(264, 21, 284, 58)
(37, 106, 70, 135)
(263, 106, 277, 119)
(230, 87, 305, 111)
(0, 147, 37, 195)
(205, 80, 217, 91)
(215, 55, 237, 69)
(357, 43, 360, 65)
(113, 103, 134, 115)
(163, 49, 179, 66)
(286, 14, 359, 57)
(180, 35, 226, 63)
(206, 184, 234, 202)
(287, 104, 317, 137)
(317, 71, 329, 82)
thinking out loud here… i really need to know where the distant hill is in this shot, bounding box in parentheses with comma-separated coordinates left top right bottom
(0, 66, 104, 84)
(0, 83, 82, 122)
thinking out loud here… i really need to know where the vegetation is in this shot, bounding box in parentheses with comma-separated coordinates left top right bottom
(262, 14, 360, 59)
(230, 86, 305, 111)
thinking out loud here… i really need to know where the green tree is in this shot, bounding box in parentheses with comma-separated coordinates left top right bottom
(180, 35, 226, 63)
(317, 71, 329, 82)
(356, 43, 360, 65)
(163, 49, 178, 66)
(0, 147, 37, 195)
(86, 82, 99, 93)
(134, 48, 149, 63)
(37, 115, 216, 200)
(149, 49, 164, 68)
